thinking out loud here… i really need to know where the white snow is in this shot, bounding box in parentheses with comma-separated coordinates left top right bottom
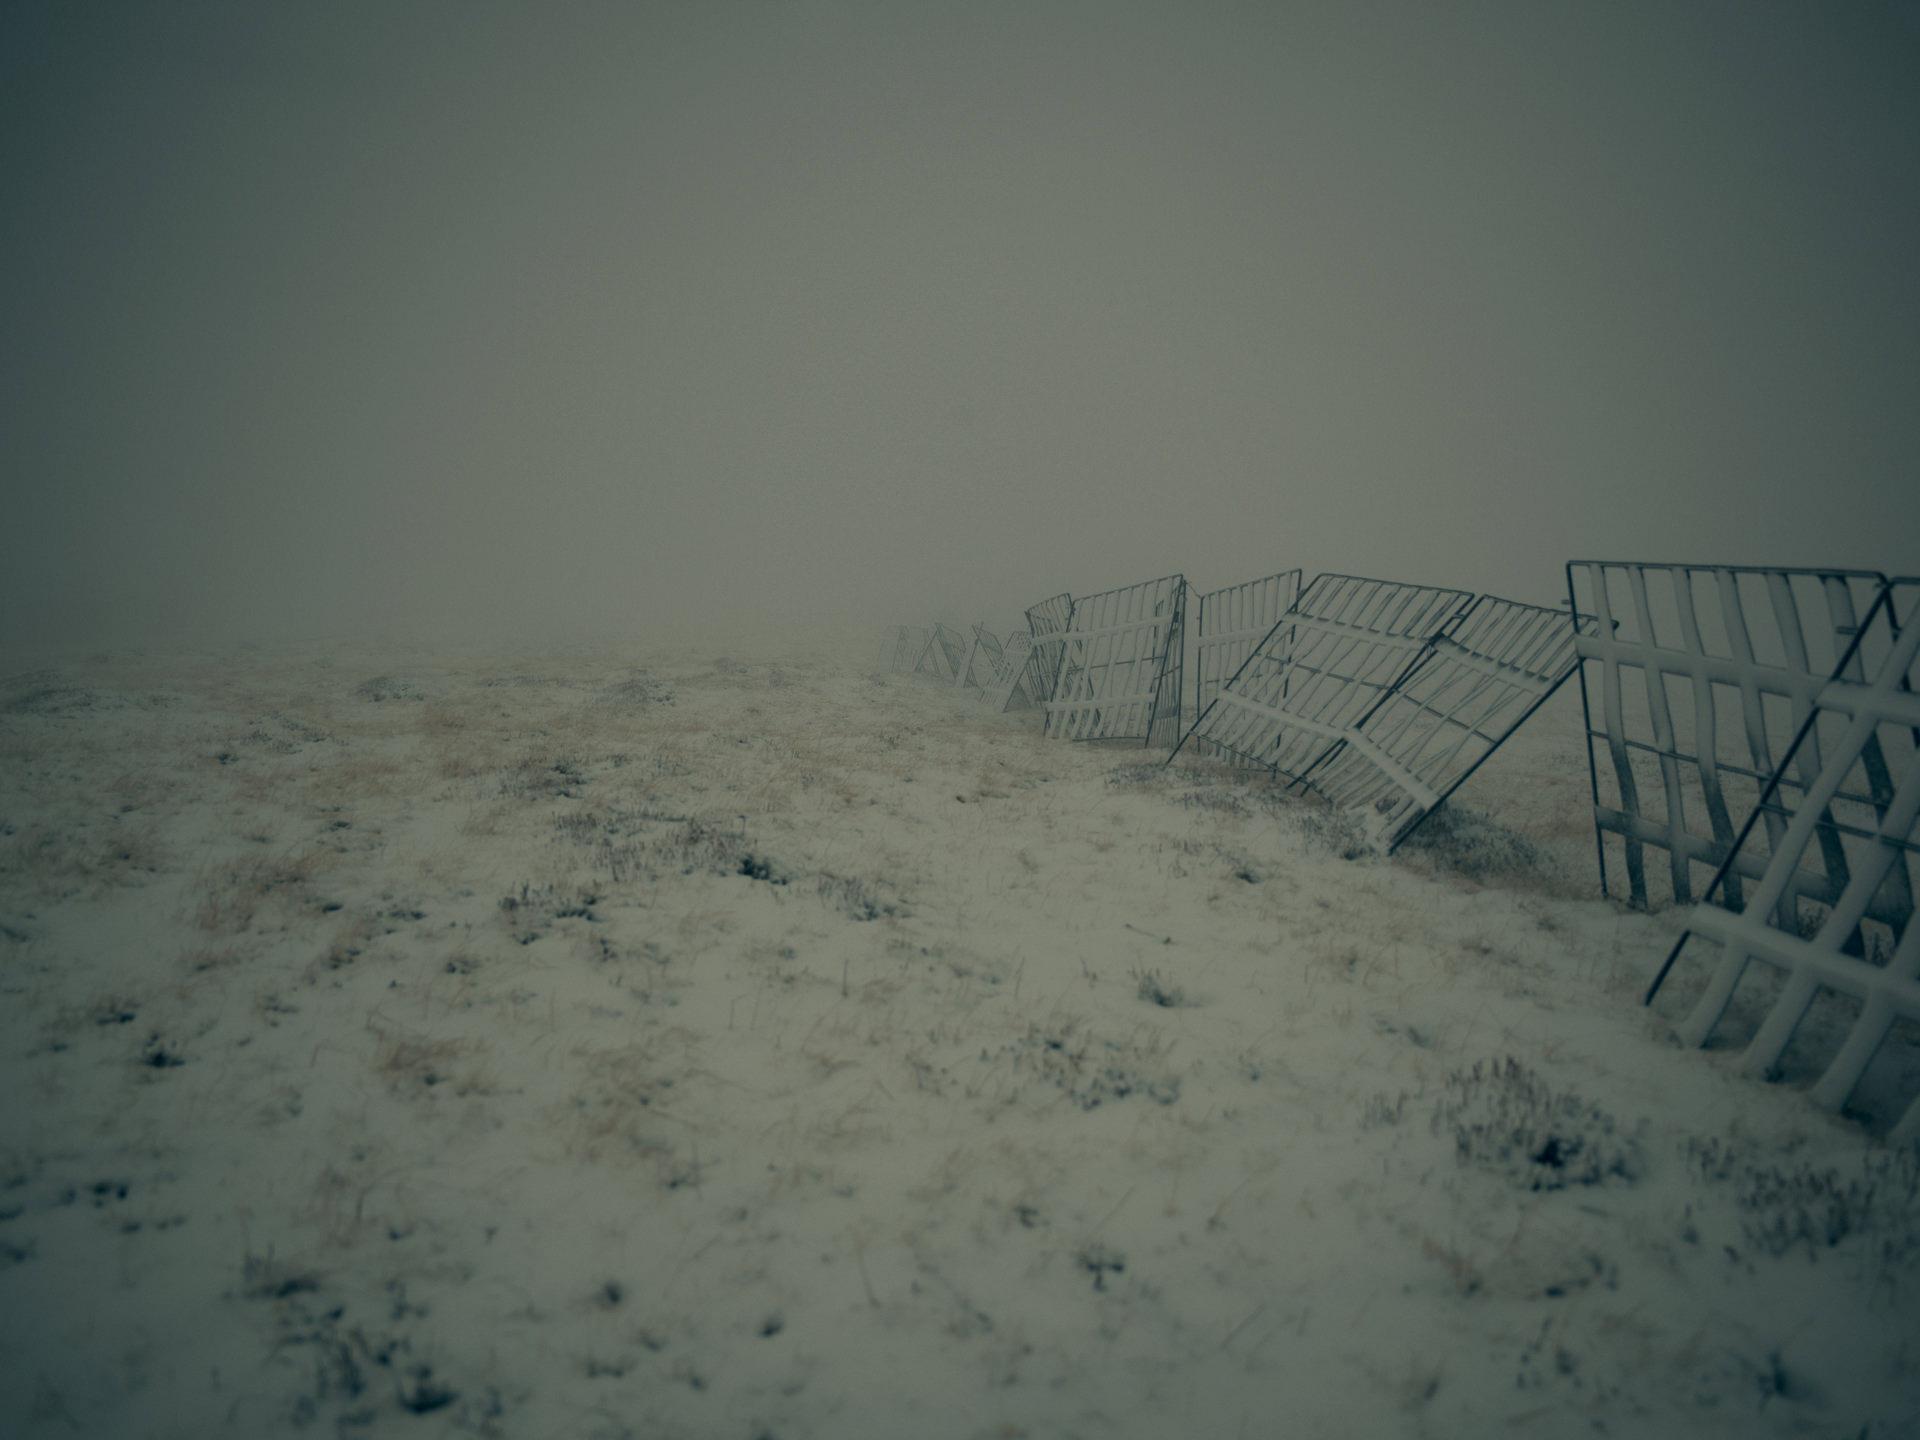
(2, 642, 1915, 1438)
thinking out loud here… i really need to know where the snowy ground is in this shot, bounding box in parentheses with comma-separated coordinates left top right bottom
(3, 643, 1917, 1439)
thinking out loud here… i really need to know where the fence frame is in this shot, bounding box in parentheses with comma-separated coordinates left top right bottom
(1566, 560, 1890, 912)
(1044, 575, 1188, 745)
(1191, 571, 1303, 741)
(1644, 578, 1920, 1142)
(1171, 573, 1474, 780)
(1297, 594, 1591, 851)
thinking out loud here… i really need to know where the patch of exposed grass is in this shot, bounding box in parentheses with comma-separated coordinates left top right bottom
(191, 847, 334, 934)
(370, 1025, 488, 1097)
(992, 1018, 1181, 1111)
(0, 822, 165, 899)
(1686, 1135, 1920, 1270)
(1131, 967, 1186, 1008)
(1433, 1057, 1643, 1192)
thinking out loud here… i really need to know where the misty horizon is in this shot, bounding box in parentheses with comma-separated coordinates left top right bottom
(5, 2, 1917, 665)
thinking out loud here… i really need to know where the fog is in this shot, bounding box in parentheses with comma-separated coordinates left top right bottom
(5, 1, 1916, 663)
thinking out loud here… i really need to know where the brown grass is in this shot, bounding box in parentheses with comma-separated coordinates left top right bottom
(180, 943, 248, 974)
(311, 752, 409, 801)
(0, 823, 166, 899)
(106, 771, 183, 814)
(308, 913, 379, 975)
(1417, 1230, 1483, 1295)
(369, 1023, 489, 1097)
(558, 1033, 708, 1169)
(190, 847, 333, 934)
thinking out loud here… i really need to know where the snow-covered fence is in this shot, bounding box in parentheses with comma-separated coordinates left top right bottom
(876, 606, 1050, 711)
(1567, 561, 1890, 912)
(1190, 570, 1303, 740)
(1021, 593, 1074, 712)
(1171, 573, 1473, 781)
(1294, 594, 1591, 851)
(952, 625, 1000, 695)
(879, 559, 1920, 1147)
(917, 623, 970, 682)
(989, 632, 1036, 707)
(1646, 578, 1920, 1141)
(1044, 574, 1188, 744)
(876, 625, 931, 676)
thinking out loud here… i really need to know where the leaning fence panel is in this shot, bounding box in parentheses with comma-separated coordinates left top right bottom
(1646, 578, 1920, 1142)
(1045, 575, 1186, 744)
(1302, 595, 1591, 849)
(917, 623, 969, 682)
(954, 625, 1001, 695)
(980, 630, 1035, 712)
(1567, 561, 1890, 912)
(1020, 593, 1074, 708)
(889, 626, 931, 675)
(1191, 571, 1302, 743)
(1176, 574, 1472, 778)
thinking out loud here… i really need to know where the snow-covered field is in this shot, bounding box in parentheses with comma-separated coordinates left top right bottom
(3, 643, 1916, 1439)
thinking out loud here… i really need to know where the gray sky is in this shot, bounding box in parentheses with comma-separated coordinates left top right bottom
(5, 1, 1917, 659)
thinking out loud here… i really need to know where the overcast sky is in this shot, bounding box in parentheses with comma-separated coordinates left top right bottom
(4, 1, 1916, 659)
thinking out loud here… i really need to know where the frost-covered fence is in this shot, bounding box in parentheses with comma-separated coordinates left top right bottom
(979, 630, 1035, 711)
(874, 622, 971, 681)
(1172, 574, 1473, 778)
(1189, 571, 1302, 744)
(1167, 577, 1585, 851)
(1044, 574, 1187, 744)
(892, 563, 1910, 880)
(875, 625, 931, 677)
(878, 562, 1920, 1146)
(952, 624, 1000, 695)
(1647, 578, 1920, 1142)
(1021, 593, 1074, 713)
(884, 572, 1584, 850)
(1295, 595, 1590, 850)
(1567, 562, 1890, 912)
(875, 604, 1053, 712)
(920, 623, 970, 682)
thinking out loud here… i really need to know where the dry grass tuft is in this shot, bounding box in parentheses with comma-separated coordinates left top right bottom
(181, 943, 248, 974)
(1132, 967, 1187, 1008)
(311, 913, 379, 973)
(106, 771, 183, 814)
(1433, 1057, 1643, 1192)
(1416, 1230, 1483, 1295)
(312, 752, 408, 801)
(559, 1039, 694, 1167)
(191, 848, 334, 934)
(370, 1024, 489, 1097)
(990, 1018, 1182, 1111)
(1685, 1135, 1920, 1272)
(0, 823, 165, 899)
(1396, 805, 1583, 897)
